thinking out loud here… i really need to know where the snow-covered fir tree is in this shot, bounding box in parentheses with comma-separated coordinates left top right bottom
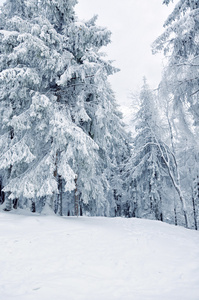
(0, 0, 130, 216)
(123, 81, 166, 220)
(123, 80, 189, 226)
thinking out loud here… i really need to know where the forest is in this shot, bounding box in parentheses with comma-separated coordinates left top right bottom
(0, 0, 199, 230)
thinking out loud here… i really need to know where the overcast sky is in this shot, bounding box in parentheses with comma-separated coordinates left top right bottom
(75, 0, 174, 106)
(0, 0, 174, 106)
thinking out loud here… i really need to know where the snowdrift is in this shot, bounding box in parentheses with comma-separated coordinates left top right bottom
(0, 211, 199, 300)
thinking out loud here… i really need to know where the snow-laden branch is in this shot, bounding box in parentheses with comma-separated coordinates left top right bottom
(148, 122, 189, 228)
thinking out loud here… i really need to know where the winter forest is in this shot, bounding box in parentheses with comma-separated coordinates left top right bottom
(0, 0, 199, 230)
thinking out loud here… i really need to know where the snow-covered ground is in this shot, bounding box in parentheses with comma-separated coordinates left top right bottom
(0, 210, 199, 300)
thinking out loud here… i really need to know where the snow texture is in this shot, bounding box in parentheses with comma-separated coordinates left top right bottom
(0, 211, 199, 300)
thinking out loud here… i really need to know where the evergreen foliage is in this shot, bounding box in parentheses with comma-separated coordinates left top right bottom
(0, 0, 129, 215)
(1, 0, 198, 230)
(123, 81, 181, 224)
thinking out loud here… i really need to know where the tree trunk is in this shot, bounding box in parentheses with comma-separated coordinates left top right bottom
(58, 176, 63, 216)
(0, 181, 5, 205)
(174, 203, 178, 226)
(167, 168, 189, 228)
(150, 123, 189, 228)
(192, 195, 198, 230)
(74, 177, 79, 217)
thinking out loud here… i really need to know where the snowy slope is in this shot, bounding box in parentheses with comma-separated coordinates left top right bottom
(0, 211, 199, 300)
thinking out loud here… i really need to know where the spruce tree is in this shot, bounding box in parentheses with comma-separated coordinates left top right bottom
(123, 81, 165, 220)
(0, 0, 129, 215)
(124, 80, 189, 226)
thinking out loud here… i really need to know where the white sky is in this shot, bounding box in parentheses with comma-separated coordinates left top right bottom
(0, 0, 174, 106)
(75, 0, 174, 105)
(76, 0, 175, 104)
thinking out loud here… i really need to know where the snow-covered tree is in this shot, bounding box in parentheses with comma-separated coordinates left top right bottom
(153, 0, 199, 129)
(0, 0, 129, 216)
(151, 0, 199, 228)
(123, 80, 189, 227)
(123, 81, 166, 220)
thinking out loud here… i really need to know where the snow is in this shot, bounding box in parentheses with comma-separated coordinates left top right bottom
(0, 30, 18, 38)
(0, 211, 199, 300)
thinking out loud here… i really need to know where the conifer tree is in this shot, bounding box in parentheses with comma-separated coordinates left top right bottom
(123, 81, 165, 220)
(0, 0, 129, 215)
(124, 80, 189, 226)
